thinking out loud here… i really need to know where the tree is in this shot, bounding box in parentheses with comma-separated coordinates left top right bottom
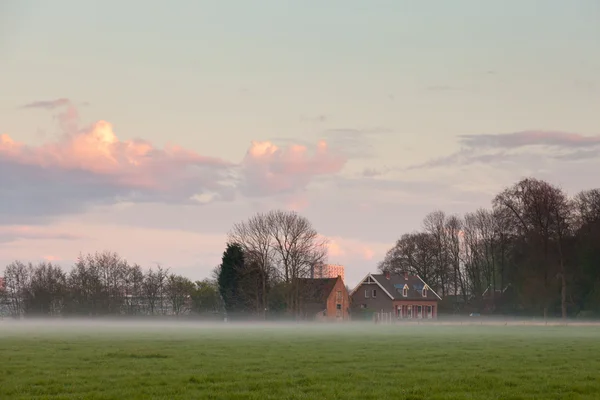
(493, 178, 571, 319)
(142, 265, 169, 315)
(25, 262, 67, 316)
(165, 274, 194, 315)
(2, 261, 30, 318)
(228, 210, 328, 318)
(423, 211, 451, 296)
(217, 243, 245, 313)
(571, 189, 600, 313)
(378, 232, 437, 284)
(266, 210, 328, 315)
(191, 279, 222, 315)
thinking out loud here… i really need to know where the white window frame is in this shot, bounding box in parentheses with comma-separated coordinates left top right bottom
(364, 289, 370, 298)
(372, 289, 377, 298)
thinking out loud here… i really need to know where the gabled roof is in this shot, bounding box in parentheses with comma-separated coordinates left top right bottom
(349, 273, 395, 299)
(298, 277, 339, 303)
(351, 273, 442, 301)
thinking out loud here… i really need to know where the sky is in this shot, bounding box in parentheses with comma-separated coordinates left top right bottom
(1, 0, 599, 288)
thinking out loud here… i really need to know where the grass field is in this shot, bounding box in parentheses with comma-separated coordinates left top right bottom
(1, 321, 600, 399)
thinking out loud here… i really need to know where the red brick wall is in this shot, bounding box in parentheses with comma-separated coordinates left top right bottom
(325, 277, 350, 321)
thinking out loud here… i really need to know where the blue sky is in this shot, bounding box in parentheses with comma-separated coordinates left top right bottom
(1, 0, 599, 286)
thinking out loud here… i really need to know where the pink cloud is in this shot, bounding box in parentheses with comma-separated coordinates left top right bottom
(1, 120, 230, 190)
(241, 140, 346, 196)
(321, 235, 383, 262)
(0, 225, 83, 243)
(2, 99, 347, 223)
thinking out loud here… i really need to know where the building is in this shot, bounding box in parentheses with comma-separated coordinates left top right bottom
(311, 263, 345, 282)
(0, 277, 4, 291)
(298, 276, 350, 321)
(350, 271, 441, 319)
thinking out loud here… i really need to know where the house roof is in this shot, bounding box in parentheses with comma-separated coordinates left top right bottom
(352, 273, 441, 301)
(297, 277, 340, 316)
(298, 277, 339, 303)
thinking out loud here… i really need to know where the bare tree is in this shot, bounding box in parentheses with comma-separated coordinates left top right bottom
(2, 261, 31, 318)
(165, 274, 194, 315)
(228, 213, 273, 318)
(25, 262, 67, 316)
(228, 210, 328, 318)
(378, 232, 437, 284)
(423, 210, 451, 296)
(142, 265, 169, 315)
(445, 215, 464, 297)
(494, 178, 571, 319)
(573, 189, 600, 230)
(266, 210, 328, 315)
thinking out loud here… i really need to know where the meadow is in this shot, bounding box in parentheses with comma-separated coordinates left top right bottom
(1, 321, 599, 399)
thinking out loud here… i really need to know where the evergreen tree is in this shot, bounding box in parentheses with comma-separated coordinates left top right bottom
(217, 243, 245, 313)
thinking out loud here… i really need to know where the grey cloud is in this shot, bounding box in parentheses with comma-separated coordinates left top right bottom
(459, 130, 600, 149)
(426, 85, 459, 91)
(0, 153, 234, 225)
(21, 98, 71, 110)
(300, 114, 329, 123)
(411, 130, 600, 170)
(320, 127, 391, 159)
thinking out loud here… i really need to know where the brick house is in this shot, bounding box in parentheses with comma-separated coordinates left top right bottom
(350, 271, 441, 319)
(298, 276, 350, 321)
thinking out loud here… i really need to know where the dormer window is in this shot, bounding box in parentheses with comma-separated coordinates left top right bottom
(422, 287, 428, 297)
(402, 286, 408, 297)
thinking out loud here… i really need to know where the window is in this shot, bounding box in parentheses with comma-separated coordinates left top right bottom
(372, 289, 377, 298)
(365, 289, 370, 298)
(336, 308, 342, 317)
(422, 288, 428, 297)
(336, 303, 342, 310)
(361, 304, 367, 309)
(403, 287, 408, 297)
(417, 305, 422, 318)
(336, 290, 342, 302)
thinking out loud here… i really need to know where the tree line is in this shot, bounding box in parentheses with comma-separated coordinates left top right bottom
(4, 178, 597, 320)
(0, 209, 330, 320)
(0, 252, 222, 318)
(378, 177, 600, 319)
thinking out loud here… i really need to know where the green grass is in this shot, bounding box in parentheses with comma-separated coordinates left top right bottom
(1, 323, 600, 399)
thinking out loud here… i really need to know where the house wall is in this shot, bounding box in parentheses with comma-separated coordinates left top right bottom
(393, 300, 438, 319)
(350, 282, 394, 314)
(325, 277, 350, 321)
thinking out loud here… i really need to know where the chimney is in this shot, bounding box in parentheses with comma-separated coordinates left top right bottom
(403, 271, 408, 280)
(385, 271, 390, 280)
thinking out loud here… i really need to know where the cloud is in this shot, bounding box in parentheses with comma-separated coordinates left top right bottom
(239, 140, 346, 197)
(300, 114, 329, 123)
(411, 130, 600, 169)
(426, 85, 459, 91)
(321, 235, 382, 262)
(320, 128, 390, 159)
(21, 98, 71, 110)
(460, 130, 600, 150)
(2, 99, 346, 223)
(0, 225, 83, 244)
